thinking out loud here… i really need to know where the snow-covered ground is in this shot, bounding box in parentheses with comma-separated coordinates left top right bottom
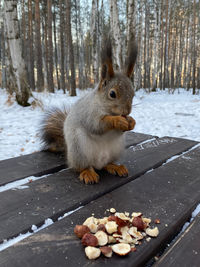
(0, 88, 199, 160)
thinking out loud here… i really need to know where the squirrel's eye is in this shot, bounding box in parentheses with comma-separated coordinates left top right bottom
(109, 90, 116, 98)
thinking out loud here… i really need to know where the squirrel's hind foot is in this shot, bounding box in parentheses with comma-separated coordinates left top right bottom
(79, 167, 99, 184)
(104, 163, 128, 177)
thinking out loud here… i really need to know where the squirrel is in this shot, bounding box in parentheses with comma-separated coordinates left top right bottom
(40, 38, 137, 184)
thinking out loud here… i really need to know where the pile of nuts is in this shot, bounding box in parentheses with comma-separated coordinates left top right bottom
(74, 208, 160, 260)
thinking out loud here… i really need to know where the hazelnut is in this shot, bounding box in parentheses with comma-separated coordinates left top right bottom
(85, 246, 101, 259)
(100, 246, 113, 258)
(105, 221, 118, 234)
(131, 212, 142, 217)
(74, 225, 90, 239)
(95, 231, 108, 246)
(154, 219, 161, 224)
(82, 233, 98, 247)
(112, 243, 131, 256)
(110, 208, 116, 213)
(97, 224, 106, 232)
(128, 227, 143, 240)
(108, 235, 117, 244)
(145, 227, 159, 237)
(132, 217, 145, 231)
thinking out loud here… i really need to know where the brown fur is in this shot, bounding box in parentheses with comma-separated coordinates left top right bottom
(125, 38, 138, 78)
(101, 38, 114, 80)
(40, 107, 68, 152)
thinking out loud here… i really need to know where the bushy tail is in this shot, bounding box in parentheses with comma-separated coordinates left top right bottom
(40, 107, 68, 152)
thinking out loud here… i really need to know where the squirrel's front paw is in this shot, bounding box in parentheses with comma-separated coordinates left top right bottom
(125, 116, 136, 130)
(102, 115, 129, 131)
(79, 167, 99, 184)
(114, 116, 130, 131)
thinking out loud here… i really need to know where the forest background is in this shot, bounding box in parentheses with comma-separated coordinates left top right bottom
(0, 0, 199, 106)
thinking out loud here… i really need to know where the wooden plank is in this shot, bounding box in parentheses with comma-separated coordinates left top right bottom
(0, 132, 152, 186)
(0, 145, 200, 267)
(0, 137, 197, 243)
(125, 132, 155, 148)
(155, 212, 200, 267)
(0, 151, 65, 186)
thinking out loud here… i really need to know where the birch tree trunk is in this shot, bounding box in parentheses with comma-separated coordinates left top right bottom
(135, 0, 143, 90)
(28, 0, 35, 90)
(4, 0, 30, 106)
(170, 15, 177, 91)
(186, 16, 192, 90)
(47, 0, 54, 92)
(53, 2, 60, 90)
(183, 15, 189, 88)
(42, 6, 48, 89)
(143, 2, 147, 89)
(21, 0, 26, 64)
(109, 0, 122, 70)
(1, 22, 7, 89)
(176, 14, 183, 88)
(163, 0, 169, 90)
(126, 0, 136, 86)
(77, 0, 84, 89)
(159, 0, 164, 89)
(127, 0, 136, 43)
(152, 0, 160, 91)
(35, 0, 44, 91)
(91, 0, 99, 84)
(192, 0, 196, 95)
(59, 0, 66, 92)
(65, 0, 76, 96)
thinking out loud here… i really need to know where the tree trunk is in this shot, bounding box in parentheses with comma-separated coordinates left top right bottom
(65, 0, 76, 96)
(77, 0, 84, 89)
(59, 0, 66, 92)
(1, 22, 7, 89)
(42, 3, 49, 89)
(187, 16, 192, 90)
(159, 0, 164, 89)
(91, 0, 99, 84)
(143, 2, 147, 89)
(21, 0, 27, 63)
(152, 1, 160, 91)
(183, 14, 189, 88)
(109, 0, 122, 70)
(192, 0, 196, 95)
(171, 16, 177, 91)
(126, 0, 136, 86)
(35, 0, 44, 91)
(53, 2, 60, 90)
(28, 0, 35, 90)
(47, 0, 54, 92)
(4, 0, 30, 106)
(163, 0, 169, 90)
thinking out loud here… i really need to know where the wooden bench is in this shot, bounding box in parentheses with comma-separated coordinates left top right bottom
(0, 132, 200, 266)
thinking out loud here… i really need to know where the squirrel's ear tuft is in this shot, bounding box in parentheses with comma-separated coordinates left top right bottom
(125, 38, 138, 78)
(101, 38, 114, 80)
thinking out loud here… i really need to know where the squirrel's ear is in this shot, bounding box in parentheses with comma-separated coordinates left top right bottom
(125, 38, 138, 78)
(100, 38, 114, 80)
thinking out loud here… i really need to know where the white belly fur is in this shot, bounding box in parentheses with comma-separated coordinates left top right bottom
(78, 129, 125, 170)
